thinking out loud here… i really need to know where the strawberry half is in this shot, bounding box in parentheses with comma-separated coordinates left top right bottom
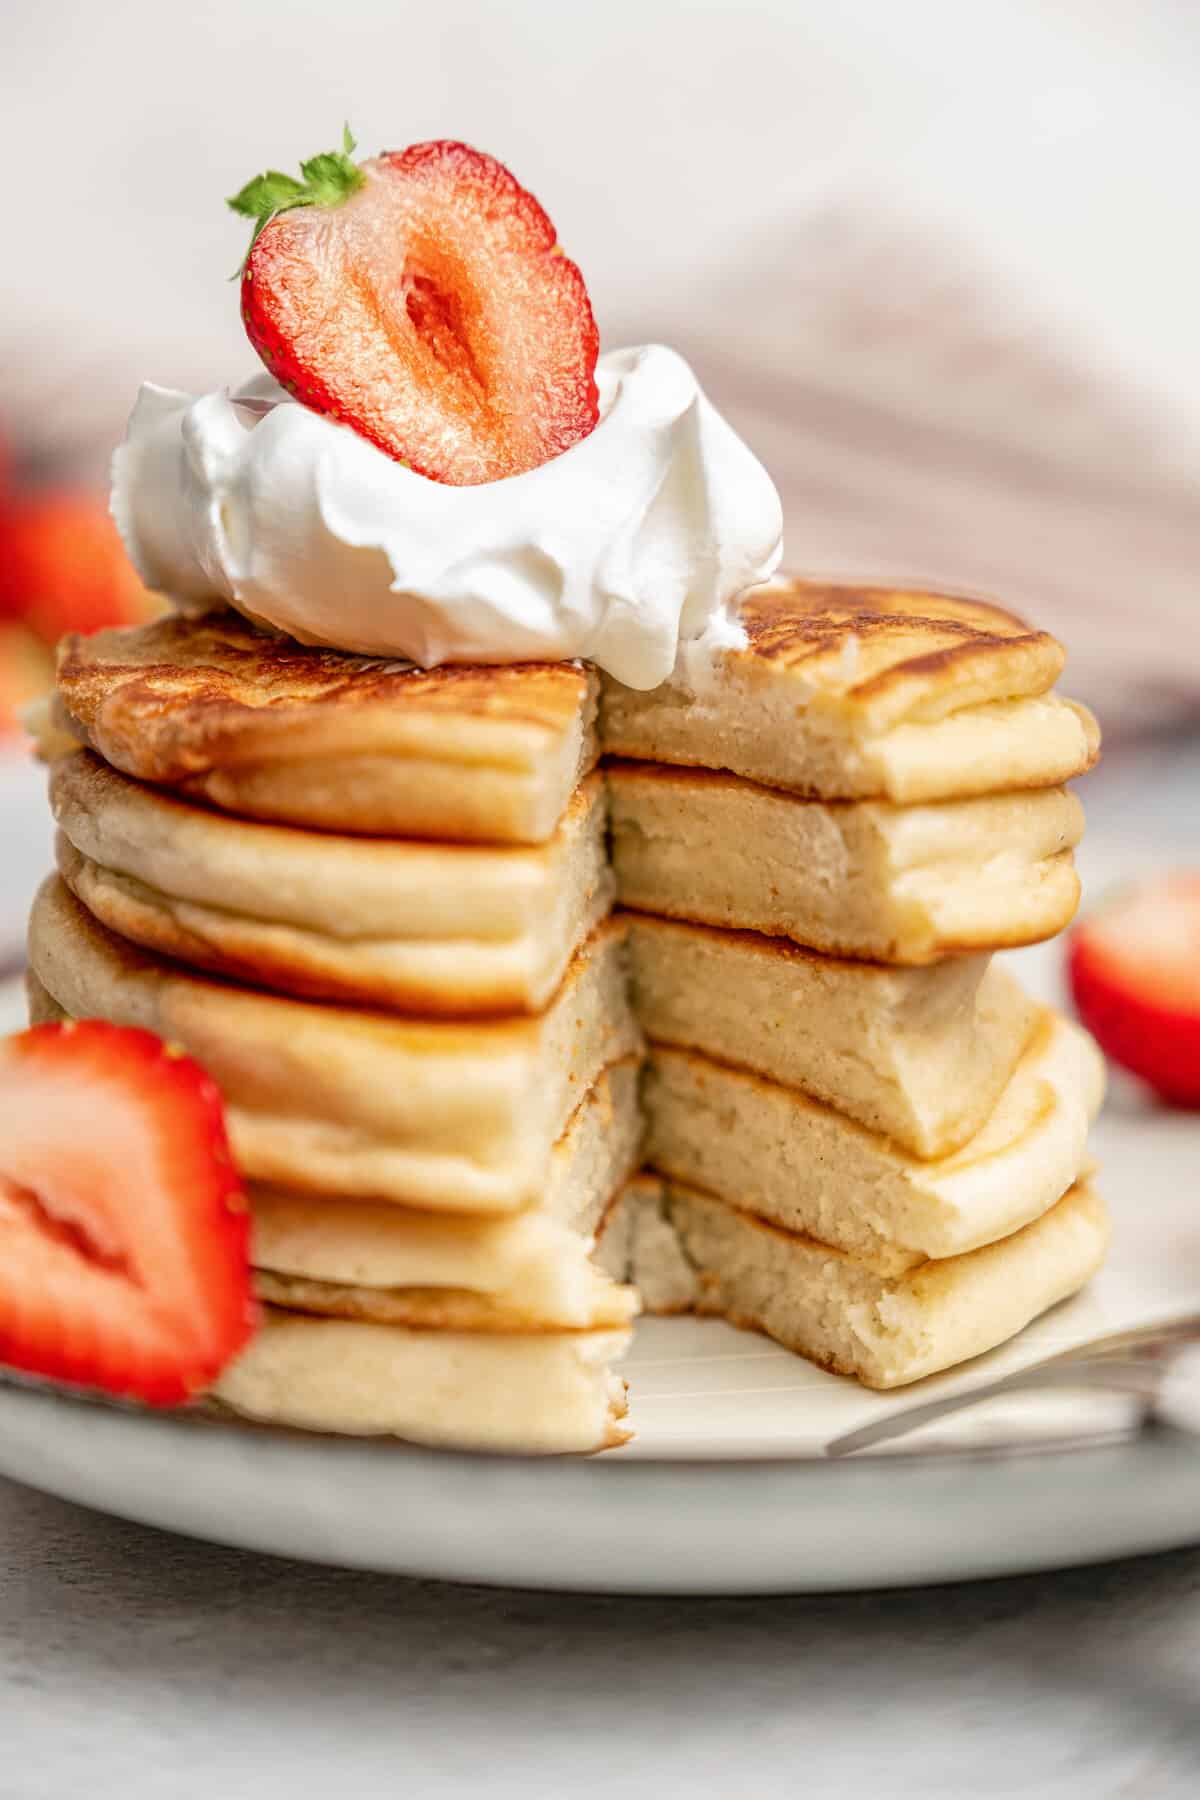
(229, 130, 599, 485)
(1068, 875, 1200, 1107)
(0, 1021, 255, 1404)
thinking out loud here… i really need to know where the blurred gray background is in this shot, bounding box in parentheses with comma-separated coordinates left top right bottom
(4, 0, 1199, 722)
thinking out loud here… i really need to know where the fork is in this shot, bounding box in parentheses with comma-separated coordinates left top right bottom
(825, 1315, 1200, 1457)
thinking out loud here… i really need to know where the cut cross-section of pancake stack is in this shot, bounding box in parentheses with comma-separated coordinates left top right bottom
(27, 613, 643, 1451)
(598, 582, 1109, 1388)
(25, 578, 1108, 1443)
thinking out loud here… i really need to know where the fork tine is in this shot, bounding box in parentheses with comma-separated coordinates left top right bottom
(825, 1317, 1200, 1458)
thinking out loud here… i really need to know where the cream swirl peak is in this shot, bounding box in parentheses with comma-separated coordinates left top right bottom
(111, 345, 783, 690)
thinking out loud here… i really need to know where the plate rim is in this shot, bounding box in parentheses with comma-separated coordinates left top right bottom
(0, 1365, 1159, 1473)
(2, 1375, 1199, 1594)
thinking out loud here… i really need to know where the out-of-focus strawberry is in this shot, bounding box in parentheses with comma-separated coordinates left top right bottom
(229, 129, 599, 485)
(0, 1021, 256, 1405)
(1068, 875, 1200, 1107)
(0, 623, 53, 740)
(0, 490, 161, 642)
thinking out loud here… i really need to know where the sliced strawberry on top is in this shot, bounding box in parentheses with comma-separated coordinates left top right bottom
(0, 1021, 255, 1405)
(229, 131, 599, 485)
(1068, 874, 1200, 1107)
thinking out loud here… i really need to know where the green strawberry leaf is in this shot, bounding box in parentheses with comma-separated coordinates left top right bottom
(298, 150, 363, 207)
(227, 127, 365, 277)
(227, 170, 310, 220)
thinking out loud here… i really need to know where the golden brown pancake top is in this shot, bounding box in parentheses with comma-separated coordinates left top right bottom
(53, 580, 1068, 787)
(54, 608, 595, 782)
(734, 579, 1065, 723)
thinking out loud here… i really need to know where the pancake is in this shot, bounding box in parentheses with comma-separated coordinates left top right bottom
(248, 1056, 644, 1332)
(253, 1266, 636, 1333)
(625, 916, 1038, 1159)
(601, 577, 1099, 803)
(49, 608, 598, 843)
(52, 752, 613, 1015)
(599, 1176, 1110, 1389)
(214, 1313, 631, 1450)
(27, 879, 640, 1211)
(608, 763, 1083, 961)
(642, 1010, 1104, 1273)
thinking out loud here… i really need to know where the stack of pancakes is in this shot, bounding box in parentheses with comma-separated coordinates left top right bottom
(27, 619, 644, 1451)
(25, 578, 1107, 1444)
(597, 583, 1108, 1388)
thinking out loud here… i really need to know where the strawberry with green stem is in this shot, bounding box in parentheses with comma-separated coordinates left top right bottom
(229, 130, 599, 485)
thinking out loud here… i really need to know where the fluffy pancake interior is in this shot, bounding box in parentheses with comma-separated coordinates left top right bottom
(642, 1010, 1104, 1271)
(599, 1177, 1110, 1389)
(625, 914, 1039, 1158)
(609, 764, 1084, 961)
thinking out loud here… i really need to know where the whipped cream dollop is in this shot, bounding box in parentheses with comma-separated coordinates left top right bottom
(112, 344, 783, 689)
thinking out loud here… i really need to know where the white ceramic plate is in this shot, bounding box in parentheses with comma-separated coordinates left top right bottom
(2, 958, 1199, 1594)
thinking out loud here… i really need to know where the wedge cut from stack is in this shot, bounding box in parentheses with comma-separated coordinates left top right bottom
(601, 1176, 1108, 1390)
(32, 616, 642, 1452)
(29, 576, 1107, 1436)
(598, 579, 1108, 1387)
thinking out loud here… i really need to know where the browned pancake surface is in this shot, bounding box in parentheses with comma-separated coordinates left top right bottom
(733, 580, 1065, 723)
(54, 608, 594, 782)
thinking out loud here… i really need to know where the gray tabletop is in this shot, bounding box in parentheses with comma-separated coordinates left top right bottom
(2, 1474, 1199, 1798)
